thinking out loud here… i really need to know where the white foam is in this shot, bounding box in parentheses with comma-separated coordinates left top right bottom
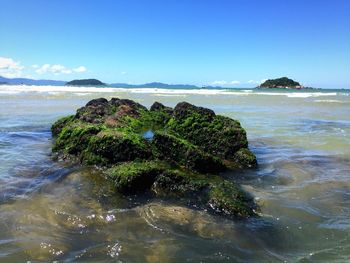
(46, 91, 61, 95)
(315, 99, 344, 103)
(73, 92, 94, 96)
(286, 92, 337, 98)
(153, 94, 188, 97)
(0, 90, 21, 94)
(252, 92, 338, 98)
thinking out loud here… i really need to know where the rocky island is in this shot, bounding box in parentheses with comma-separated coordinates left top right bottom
(51, 98, 258, 218)
(258, 77, 305, 89)
(66, 79, 105, 86)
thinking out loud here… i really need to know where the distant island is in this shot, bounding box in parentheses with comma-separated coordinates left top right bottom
(66, 79, 105, 86)
(258, 77, 307, 89)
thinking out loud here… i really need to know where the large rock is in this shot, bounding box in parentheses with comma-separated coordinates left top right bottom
(51, 98, 258, 218)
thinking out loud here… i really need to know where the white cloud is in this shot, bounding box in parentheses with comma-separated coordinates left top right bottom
(35, 64, 51, 74)
(0, 57, 23, 70)
(0, 57, 24, 78)
(0, 57, 88, 78)
(247, 79, 267, 85)
(212, 80, 240, 86)
(0, 71, 21, 78)
(212, 80, 227, 85)
(50, 64, 72, 74)
(35, 64, 87, 75)
(73, 66, 87, 73)
(230, 80, 240, 85)
(120, 71, 127, 75)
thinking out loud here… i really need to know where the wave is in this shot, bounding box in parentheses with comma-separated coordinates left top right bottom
(249, 92, 338, 98)
(286, 92, 337, 98)
(0, 85, 341, 98)
(153, 94, 188, 97)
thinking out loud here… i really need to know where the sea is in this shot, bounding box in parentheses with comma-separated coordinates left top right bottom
(0, 85, 350, 262)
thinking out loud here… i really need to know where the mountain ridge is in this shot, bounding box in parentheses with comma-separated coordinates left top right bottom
(0, 76, 66, 86)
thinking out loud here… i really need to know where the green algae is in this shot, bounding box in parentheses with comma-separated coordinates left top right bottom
(52, 98, 258, 218)
(165, 103, 249, 159)
(85, 131, 151, 164)
(53, 122, 102, 155)
(107, 160, 168, 193)
(208, 181, 256, 217)
(152, 131, 225, 173)
(51, 115, 75, 137)
(233, 148, 258, 168)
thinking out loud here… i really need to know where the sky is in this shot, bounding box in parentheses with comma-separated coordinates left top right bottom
(0, 0, 349, 88)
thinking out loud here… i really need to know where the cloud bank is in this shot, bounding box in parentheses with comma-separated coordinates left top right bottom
(211, 80, 241, 86)
(0, 56, 87, 78)
(35, 64, 87, 75)
(0, 57, 24, 78)
(247, 79, 267, 85)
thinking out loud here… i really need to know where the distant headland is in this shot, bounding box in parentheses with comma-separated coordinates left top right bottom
(258, 77, 311, 89)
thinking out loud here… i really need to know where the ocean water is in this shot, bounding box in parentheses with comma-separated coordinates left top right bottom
(0, 85, 350, 262)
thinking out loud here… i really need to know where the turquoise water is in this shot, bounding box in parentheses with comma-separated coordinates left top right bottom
(0, 86, 350, 262)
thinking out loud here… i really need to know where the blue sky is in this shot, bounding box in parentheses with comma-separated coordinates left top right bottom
(0, 0, 349, 88)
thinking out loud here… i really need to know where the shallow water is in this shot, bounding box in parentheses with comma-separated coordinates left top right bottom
(0, 85, 350, 262)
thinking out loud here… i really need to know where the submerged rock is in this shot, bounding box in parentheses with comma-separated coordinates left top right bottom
(51, 98, 258, 218)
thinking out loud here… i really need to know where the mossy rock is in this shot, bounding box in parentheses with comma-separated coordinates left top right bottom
(53, 122, 102, 155)
(208, 181, 256, 217)
(52, 98, 258, 218)
(166, 102, 249, 160)
(51, 115, 74, 136)
(233, 148, 258, 168)
(152, 131, 225, 173)
(85, 131, 152, 164)
(107, 160, 168, 193)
